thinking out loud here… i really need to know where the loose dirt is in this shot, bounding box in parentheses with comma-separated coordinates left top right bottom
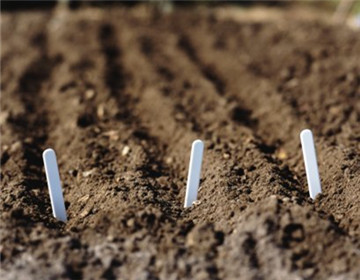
(1, 5, 360, 280)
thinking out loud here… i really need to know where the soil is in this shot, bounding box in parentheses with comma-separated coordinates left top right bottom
(1, 4, 360, 280)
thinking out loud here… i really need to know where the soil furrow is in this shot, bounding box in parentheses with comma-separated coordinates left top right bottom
(171, 15, 360, 240)
(132, 26, 360, 252)
(216, 18, 360, 150)
(109, 18, 356, 278)
(176, 32, 304, 192)
(115, 21, 233, 279)
(97, 21, 182, 219)
(2, 30, 60, 225)
(43, 12, 180, 232)
(134, 26, 308, 205)
(1, 15, 63, 272)
(2, 11, 179, 279)
(2, 6, 360, 279)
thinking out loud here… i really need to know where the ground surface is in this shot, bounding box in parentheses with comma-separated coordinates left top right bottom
(1, 5, 360, 280)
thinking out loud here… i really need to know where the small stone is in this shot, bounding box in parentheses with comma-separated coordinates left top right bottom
(175, 112, 185, 121)
(335, 214, 344, 220)
(165, 157, 173, 164)
(103, 130, 119, 141)
(329, 105, 342, 115)
(156, 176, 168, 186)
(10, 141, 22, 153)
(244, 137, 252, 144)
(78, 194, 90, 204)
(193, 200, 201, 206)
(107, 235, 115, 242)
(223, 153, 230, 159)
(302, 268, 315, 278)
(277, 149, 287, 160)
(122, 146, 130, 156)
(85, 89, 96, 100)
(283, 197, 290, 202)
(82, 169, 96, 177)
(126, 218, 135, 227)
(287, 78, 299, 88)
(79, 206, 92, 218)
(97, 104, 105, 119)
(186, 232, 195, 247)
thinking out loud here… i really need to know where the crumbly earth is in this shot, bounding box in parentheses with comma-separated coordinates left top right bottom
(1, 4, 360, 280)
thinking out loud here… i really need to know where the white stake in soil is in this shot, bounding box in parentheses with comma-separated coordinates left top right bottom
(184, 140, 204, 208)
(43, 148, 67, 222)
(300, 129, 322, 200)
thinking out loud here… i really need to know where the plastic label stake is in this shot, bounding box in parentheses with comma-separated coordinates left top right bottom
(43, 148, 67, 222)
(184, 140, 204, 208)
(300, 129, 322, 200)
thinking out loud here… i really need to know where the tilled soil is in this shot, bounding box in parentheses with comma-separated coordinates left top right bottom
(1, 5, 360, 280)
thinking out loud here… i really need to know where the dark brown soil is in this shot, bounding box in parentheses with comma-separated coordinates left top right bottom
(1, 5, 360, 280)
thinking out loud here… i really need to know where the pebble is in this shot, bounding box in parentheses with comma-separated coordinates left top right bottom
(193, 200, 201, 206)
(127, 218, 135, 227)
(80, 206, 93, 218)
(186, 234, 195, 247)
(97, 104, 105, 119)
(335, 214, 344, 220)
(10, 141, 22, 153)
(78, 194, 90, 204)
(85, 89, 96, 100)
(223, 153, 230, 159)
(82, 169, 96, 177)
(103, 130, 119, 141)
(107, 235, 115, 242)
(156, 176, 168, 186)
(329, 105, 342, 115)
(122, 146, 130, 156)
(175, 112, 185, 121)
(277, 149, 287, 160)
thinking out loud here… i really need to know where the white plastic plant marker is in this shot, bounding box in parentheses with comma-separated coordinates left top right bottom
(43, 148, 67, 222)
(184, 140, 204, 208)
(300, 129, 322, 200)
